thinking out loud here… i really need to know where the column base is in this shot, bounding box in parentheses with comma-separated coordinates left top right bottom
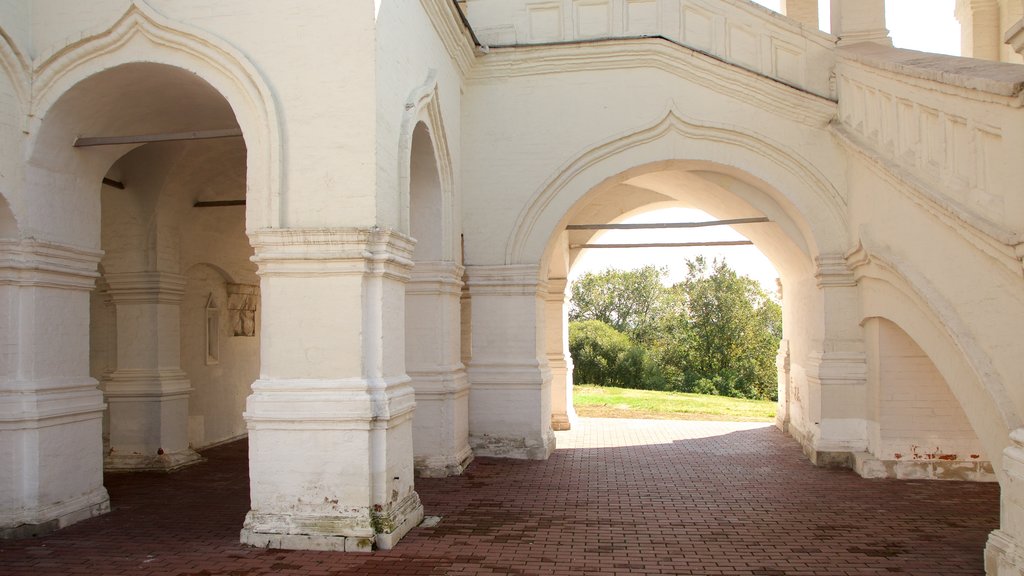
(853, 452, 996, 481)
(240, 491, 424, 552)
(470, 429, 556, 460)
(551, 413, 572, 431)
(0, 487, 110, 539)
(104, 447, 204, 472)
(988, 530, 1024, 576)
(415, 445, 474, 478)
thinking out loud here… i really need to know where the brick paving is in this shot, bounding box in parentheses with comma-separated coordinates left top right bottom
(0, 418, 999, 575)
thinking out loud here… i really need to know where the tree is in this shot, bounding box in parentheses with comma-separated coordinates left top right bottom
(569, 266, 668, 345)
(568, 320, 665, 389)
(669, 257, 782, 400)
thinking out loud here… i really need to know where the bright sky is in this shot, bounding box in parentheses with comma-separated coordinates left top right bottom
(569, 1, 961, 291)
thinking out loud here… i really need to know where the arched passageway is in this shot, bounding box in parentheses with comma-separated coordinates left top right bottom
(2, 2, 279, 537)
(31, 61, 259, 491)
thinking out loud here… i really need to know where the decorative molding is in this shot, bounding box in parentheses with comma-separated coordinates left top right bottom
(0, 384, 105, 429)
(227, 283, 258, 337)
(419, 0, 479, 76)
(833, 125, 1023, 280)
(1006, 18, 1024, 58)
(0, 239, 102, 290)
(407, 260, 465, 296)
(399, 71, 458, 261)
(472, 37, 837, 121)
(104, 271, 188, 304)
(250, 228, 416, 281)
(505, 107, 844, 266)
(814, 253, 856, 287)
(468, 0, 837, 97)
(245, 376, 417, 427)
(464, 264, 546, 296)
(805, 351, 867, 387)
(28, 0, 283, 231)
(0, 25, 30, 118)
(102, 368, 192, 400)
(838, 44, 1024, 104)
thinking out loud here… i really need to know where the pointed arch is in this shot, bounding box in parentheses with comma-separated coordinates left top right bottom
(505, 107, 848, 268)
(848, 235, 1019, 478)
(399, 70, 457, 262)
(29, 0, 282, 231)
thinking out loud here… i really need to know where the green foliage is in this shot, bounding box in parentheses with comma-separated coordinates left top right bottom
(568, 257, 782, 401)
(573, 384, 776, 422)
(568, 320, 666, 390)
(569, 266, 668, 344)
(669, 257, 781, 400)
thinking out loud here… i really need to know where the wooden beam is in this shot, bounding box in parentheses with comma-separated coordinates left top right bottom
(565, 217, 770, 231)
(570, 240, 754, 249)
(101, 177, 125, 190)
(74, 128, 242, 148)
(194, 200, 246, 208)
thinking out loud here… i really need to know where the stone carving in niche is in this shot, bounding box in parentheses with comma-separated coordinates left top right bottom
(227, 283, 259, 337)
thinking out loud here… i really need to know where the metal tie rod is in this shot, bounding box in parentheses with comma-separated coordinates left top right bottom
(565, 217, 770, 231)
(570, 240, 755, 249)
(74, 128, 243, 148)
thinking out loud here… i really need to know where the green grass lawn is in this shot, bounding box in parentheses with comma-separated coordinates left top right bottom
(573, 384, 776, 422)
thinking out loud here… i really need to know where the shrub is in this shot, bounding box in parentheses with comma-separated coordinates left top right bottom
(569, 320, 665, 389)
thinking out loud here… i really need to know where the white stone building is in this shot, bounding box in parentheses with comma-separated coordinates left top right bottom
(1, 0, 1023, 572)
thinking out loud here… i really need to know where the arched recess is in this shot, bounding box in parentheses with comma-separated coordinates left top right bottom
(25, 0, 281, 244)
(401, 74, 471, 477)
(506, 108, 848, 271)
(399, 71, 457, 261)
(848, 239, 1018, 480)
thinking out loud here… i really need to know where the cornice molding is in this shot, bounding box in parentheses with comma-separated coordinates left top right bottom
(471, 37, 837, 126)
(418, 0, 478, 77)
(0, 239, 102, 290)
(250, 227, 416, 280)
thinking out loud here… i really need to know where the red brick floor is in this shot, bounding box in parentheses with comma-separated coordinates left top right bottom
(0, 418, 999, 575)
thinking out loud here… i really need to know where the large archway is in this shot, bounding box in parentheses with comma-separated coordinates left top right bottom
(3, 2, 279, 538)
(540, 161, 815, 436)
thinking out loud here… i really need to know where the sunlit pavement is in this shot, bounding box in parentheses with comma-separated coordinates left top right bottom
(0, 418, 998, 575)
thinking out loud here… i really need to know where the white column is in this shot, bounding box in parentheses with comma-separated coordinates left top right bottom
(830, 0, 892, 46)
(0, 239, 109, 538)
(801, 254, 868, 467)
(775, 339, 792, 432)
(987, 429, 1024, 575)
(241, 228, 423, 552)
(546, 278, 576, 431)
(102, 272, 201, 471)
(466, 265, 555, 460)
(782, 0, 819, 29)
(406, 260, 472, 477)
(957, 0, 1003, 60)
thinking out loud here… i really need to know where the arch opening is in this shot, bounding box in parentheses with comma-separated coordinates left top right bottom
(541, 162, 804, 432)
(22, 59, 261, 518)
(404, 120, 471, 478)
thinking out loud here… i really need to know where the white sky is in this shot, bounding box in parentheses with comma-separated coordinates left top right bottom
(569, 1, 961, 291)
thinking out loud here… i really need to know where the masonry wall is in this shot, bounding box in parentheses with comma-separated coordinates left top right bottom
(860, 318, 992, 481)
(837, 47, 1024, 478)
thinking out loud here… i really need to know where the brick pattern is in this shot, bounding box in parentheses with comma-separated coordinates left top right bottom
(0, 418, 998, 575)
